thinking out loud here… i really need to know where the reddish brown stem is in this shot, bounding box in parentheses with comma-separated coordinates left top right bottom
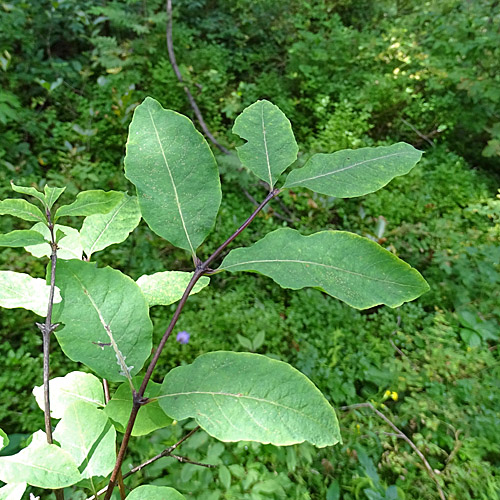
(103, 189, 280, 499)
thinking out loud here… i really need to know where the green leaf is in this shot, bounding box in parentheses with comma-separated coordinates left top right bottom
(158, 351, 341, 447)
(0, 429, 8, 451)
(43, 185, 66, 209)
(24, 223, 83, 260)
(0, 430, 81, 488)
(283, 143, 422, 197)
(124, 97, 222, 254)
(232, 100, 298, 188)
(54, 190, 123, 220)
(33, 371, 105, 419)
(80, 193, 141, 258)
(53, 402, 116, 479)
(10, 181, 46, 207)
(104, 377, 172, 436)
(136, 271, 210, 307)
(53, 260, 153, 382)
(0, 230, 46, 247)
(0, 199, 45, 222)
(0, 271, 61, 316)
(0, 482, 27, 500)
(125, 486, 186, 500)
(219, 228, 429, 309)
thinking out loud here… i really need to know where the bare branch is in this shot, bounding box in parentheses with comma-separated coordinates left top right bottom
(340, 402, 446, 500)
(166, 0, 230, 155)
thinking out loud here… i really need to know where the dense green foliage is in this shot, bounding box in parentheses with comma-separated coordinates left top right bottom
(0, 0, 498, 499)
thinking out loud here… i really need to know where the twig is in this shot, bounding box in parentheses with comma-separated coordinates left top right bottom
(35, 209, 64, 500)
(401, 118, 435, 147)
(170, 454, 215, 468)
(242, 188, 294, 224)
(340, 402, 446, 500)
(88, 427, 202, 500)
(103, 189, 280, 500)
(166, 0, 230, 155)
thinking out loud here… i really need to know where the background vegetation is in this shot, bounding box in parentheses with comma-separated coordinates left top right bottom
(0, 1, 498, 499)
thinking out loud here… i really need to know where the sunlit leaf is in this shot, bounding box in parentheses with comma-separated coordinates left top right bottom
(24, 223, 83, 260)
(0, 431, 81, 489)
(136, 271, 210, 307)
(0, 271, 61, 316)
(33, 371, 105, 419)
(125, 486, 186, 500)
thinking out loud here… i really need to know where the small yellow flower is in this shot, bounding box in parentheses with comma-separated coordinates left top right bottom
(391, 391, 398, 401)
(384, 390, 391, 398)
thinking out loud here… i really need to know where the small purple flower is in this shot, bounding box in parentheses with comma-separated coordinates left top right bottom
(176, 331, 190, 344)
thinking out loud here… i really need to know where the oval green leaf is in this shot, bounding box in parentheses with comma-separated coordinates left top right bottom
(158, 351, 340, 447)
(33, 371, 105, 419)
(0, 271, 61, 316)
(0, 230, 46, 247)
(0, 199, 45, 222)
(53, 402, 116, 479)
(124, 97, 222, 254)
(125, 486, 186, 500)
(53, 260, 153, 382)
(81, 193, 141, 259)
(219, 228, 429, 309)
(0, 431, 81, 489)
(232, 100, 298, 188)
(283, 143, 422, 197)
(104, 378, 172, 436)
(0, 429, 8, 451)
(136, 271, 210, 307)
(54, 190, 123, 220)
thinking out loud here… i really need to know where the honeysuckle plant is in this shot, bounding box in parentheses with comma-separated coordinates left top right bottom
(0, 98, 428, 499)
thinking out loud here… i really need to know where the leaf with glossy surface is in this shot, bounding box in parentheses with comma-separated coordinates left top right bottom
(54, 402, 116, 479)
(10, 181, 46, 207)
(136, 271, 210, 307)
(24, 223, 83, 260)
(125, 486, 186, 500)
(80, 194, 141, 259)
(283, 143, 422, 197)
(124, 97, 221, 254)
(43, 185, 66, 209)
(33, 371, 105, 419)
(0, 482, 27, 500)
(158, 351, 340, 447)
(0, 430, 81, 488)
(0, 230, 46, 247)
(0, 199, 45, 222)
(0, 271, 61, 316)
(104, 378, 172, 436)
(232, 100, 298, 188)
(219, 228, 429, 309)
(54, 190, 123, 220)
(53, 260, 153, 382)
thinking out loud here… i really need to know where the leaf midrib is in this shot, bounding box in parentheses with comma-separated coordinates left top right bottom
(220, 258, 419, 288)
(147, 105, 195, 256)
